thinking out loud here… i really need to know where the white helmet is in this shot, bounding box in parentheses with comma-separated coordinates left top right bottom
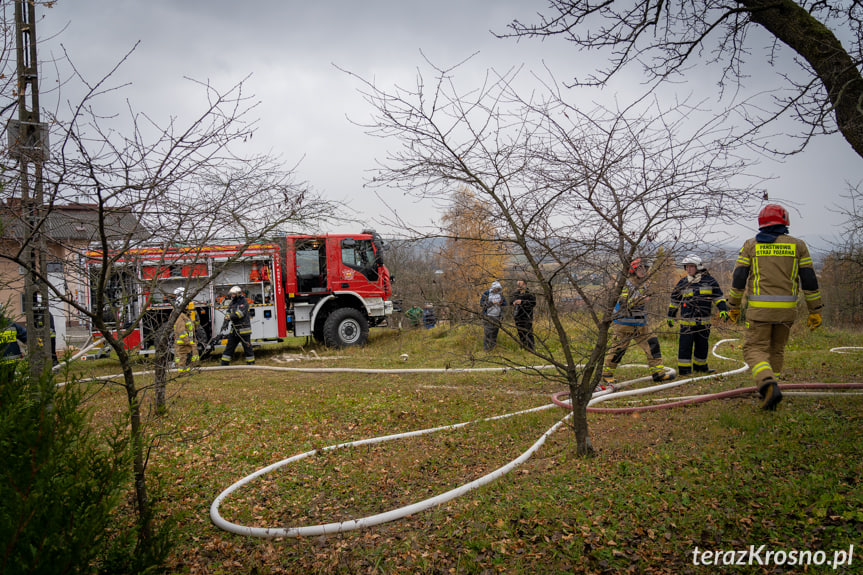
(229, 285, 243, 296)
(681, 254, 704, 270)
(173, 287, 185, 297)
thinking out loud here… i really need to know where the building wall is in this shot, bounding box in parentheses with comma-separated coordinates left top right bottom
(0, 245, 26, 320)
(0, 238, 86, 324)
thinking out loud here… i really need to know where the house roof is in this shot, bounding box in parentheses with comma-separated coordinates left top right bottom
(0, 201, 149, 244)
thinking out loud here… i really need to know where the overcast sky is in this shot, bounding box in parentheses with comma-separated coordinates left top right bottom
(37, 0, 862, 251)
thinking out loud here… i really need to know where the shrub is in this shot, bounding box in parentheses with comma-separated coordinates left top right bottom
(0, 364, 132, 574)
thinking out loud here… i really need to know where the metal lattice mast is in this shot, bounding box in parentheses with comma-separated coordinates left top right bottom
(13, 0, 50, 375)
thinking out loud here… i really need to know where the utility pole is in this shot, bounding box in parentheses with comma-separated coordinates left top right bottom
(10, 0, 51, 376)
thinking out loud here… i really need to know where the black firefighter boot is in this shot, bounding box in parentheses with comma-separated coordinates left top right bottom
(758, 379, 783, 411)
(694, 365, 716, 374)
(652, 369, 675, 383)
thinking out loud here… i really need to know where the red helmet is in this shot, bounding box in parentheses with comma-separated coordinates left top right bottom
(758, 204, 789, 228)
(629, 258, 645, 274)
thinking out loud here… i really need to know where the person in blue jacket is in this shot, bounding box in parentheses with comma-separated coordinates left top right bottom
(600, 259, 674, 389)
(421, 303, 437, 329)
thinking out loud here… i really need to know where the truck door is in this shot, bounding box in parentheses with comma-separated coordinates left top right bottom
(338, 237, 384, 295)
(295, 239, 327, 293)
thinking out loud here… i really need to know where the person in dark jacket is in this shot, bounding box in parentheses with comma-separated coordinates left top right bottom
(0, 318, 27, 364)
(220, 286, 255, 366)
(510, 279, 536, 351)
(422, 303, 437, 329)
(0, 316, 27, 384)
(667, 254, 730, 376)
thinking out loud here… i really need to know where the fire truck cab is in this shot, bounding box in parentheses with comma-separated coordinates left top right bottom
(282, 231, 392, 346)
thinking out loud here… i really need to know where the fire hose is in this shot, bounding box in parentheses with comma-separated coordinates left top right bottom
(56, 339, 862, 538)
(208, 340, 863, 538)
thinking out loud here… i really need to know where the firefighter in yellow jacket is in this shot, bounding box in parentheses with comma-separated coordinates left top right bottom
(172, 287, 198, 373)
(727, 204, 822, 410)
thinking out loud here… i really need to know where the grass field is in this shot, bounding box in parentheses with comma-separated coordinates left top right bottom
(69, 322, 863, 574)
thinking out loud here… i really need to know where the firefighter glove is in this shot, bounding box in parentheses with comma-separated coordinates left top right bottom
(807, 312, 822, 331)
(728, 309, 740, 323)
(719, 310, 730, 322)
(666, 318, 674, 328)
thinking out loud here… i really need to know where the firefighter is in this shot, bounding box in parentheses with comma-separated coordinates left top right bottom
(172, 287, 198, 373)
(667, 254, 730, 376)
(727, 204, 822, 410)
(221, 285, 255, 366)
(0, 319, 26, 360)
(601, 258, 675, 389)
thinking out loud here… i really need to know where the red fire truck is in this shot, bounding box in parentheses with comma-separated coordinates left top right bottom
(85, 230, 393, 353)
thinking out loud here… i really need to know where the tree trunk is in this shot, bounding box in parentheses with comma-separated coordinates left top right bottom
(568, 380, 595, 457)
(742, 0, 863, 159)
(119, 349, 152, 542)
(153, 335, 171, 416)
(566, 316, 613, 457)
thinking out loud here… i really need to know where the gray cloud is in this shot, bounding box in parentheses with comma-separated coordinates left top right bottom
(37, 0, 861, 249)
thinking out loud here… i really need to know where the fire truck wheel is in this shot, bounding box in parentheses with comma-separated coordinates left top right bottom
(313, 324, 325, 344)
(323, 308, 369, 348)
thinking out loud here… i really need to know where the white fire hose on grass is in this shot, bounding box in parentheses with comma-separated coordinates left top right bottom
(61, 339, 861, 538)
(209, 339, 759, 538)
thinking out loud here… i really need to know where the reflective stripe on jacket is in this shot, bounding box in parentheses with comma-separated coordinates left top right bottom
(174, 312, 196, 347)
(613, 278, 648, 326)
(668, 271, 728, 325)
(729, 234, 822, 323)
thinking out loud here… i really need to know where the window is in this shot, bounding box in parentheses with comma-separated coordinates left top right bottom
(296, 246, 321, 276)
(341, 239, 378, 281)
(295, 240, 326, 292)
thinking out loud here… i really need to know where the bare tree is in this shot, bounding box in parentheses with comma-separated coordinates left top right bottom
(822, 183, 863, 325)
(385, 237, 445, 321)
(352, 61, 760, 455)
(503, 0, 863, 159)
(1, 57, 334, 547)
(834, 183, 863, 254)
